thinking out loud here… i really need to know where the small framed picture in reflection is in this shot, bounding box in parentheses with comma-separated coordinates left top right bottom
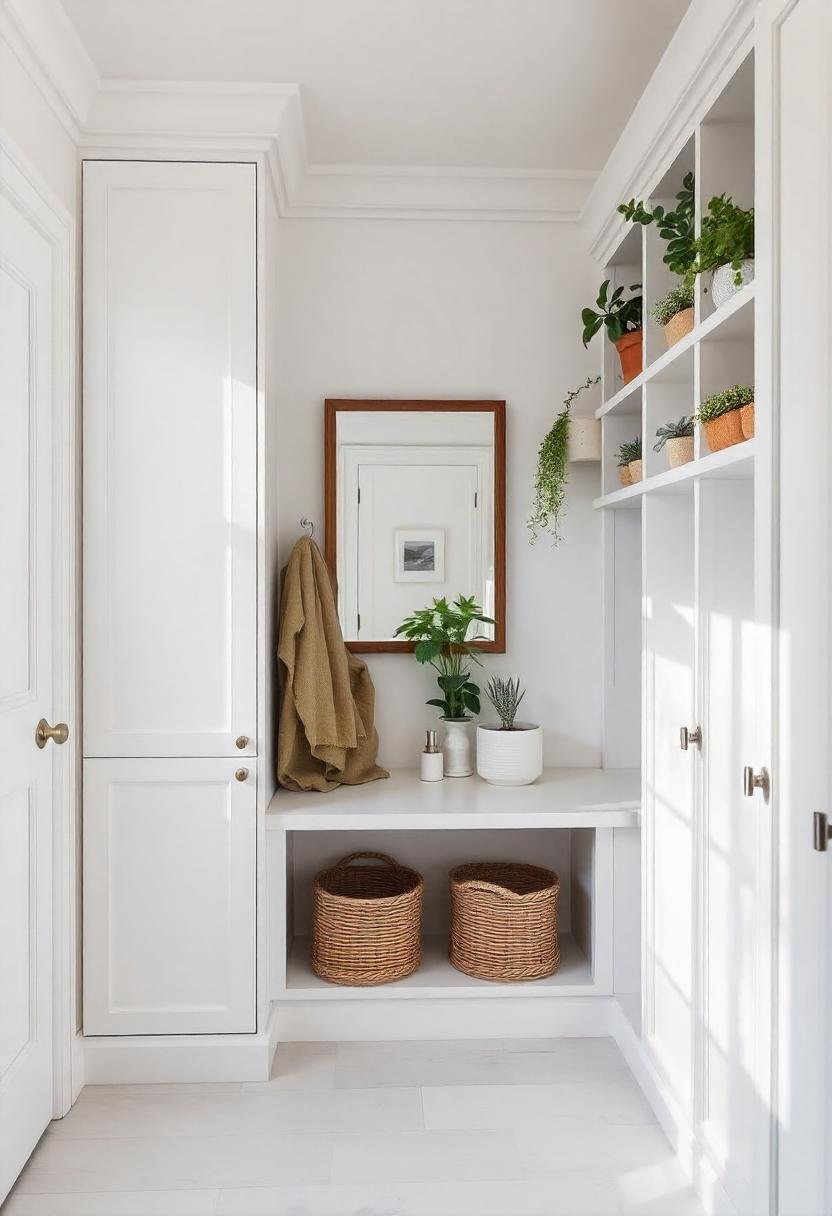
(394, 528, 445, 582)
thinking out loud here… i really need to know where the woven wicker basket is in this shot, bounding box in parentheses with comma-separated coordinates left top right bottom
(311, 851, 423, 986)
(449, 862, 560, 982)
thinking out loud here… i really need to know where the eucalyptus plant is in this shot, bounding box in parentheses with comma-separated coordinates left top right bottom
(653, 416, 694, 452)
(618, 172, 696, 280)
(395, 594, 494, 719)
(484, 676, 526, 731)
(528, 375, 600, 545)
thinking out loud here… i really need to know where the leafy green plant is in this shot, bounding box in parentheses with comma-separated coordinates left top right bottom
(616, 437, 642, 466)
(581, 280, 643, 348)
(694, 195, 754, 285)
(654, 416, 694, 452)
(528, 374, 600, 545)
(618, 172, 696, 279)
(484, 676, 526, 731)
(697, 384, 754, 423)
(651, 284, 694, 327)
(395, 594, 494, 719)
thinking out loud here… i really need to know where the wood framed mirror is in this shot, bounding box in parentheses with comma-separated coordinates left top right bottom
(324, 399, 506, 653)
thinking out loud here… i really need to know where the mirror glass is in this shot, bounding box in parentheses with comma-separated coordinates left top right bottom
(325, 400, 505, 652)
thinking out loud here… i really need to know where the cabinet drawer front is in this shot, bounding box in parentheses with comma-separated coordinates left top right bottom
(83, 758, 256, 1035)
(83, 161, 256, 757)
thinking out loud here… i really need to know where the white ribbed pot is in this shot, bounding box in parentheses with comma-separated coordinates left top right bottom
(476, 723, 543, 787)
(711, 259, 754, 309)
(441, 718, 474, 777)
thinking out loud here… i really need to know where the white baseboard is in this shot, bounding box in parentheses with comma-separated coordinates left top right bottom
(80, 1005, 279, 1085)
(274, 995, 615, 1041)
(610, 1000, 736, 1216)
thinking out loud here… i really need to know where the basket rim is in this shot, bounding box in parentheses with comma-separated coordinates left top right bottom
(449, 860, 559, 898)
(314, 855, 423, 902)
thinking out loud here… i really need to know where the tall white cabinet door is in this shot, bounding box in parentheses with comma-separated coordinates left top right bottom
(83, 759, 256, 1035)
(83, 162, 257, 758)
(697, 481, 763, 1214)
(642, 496, 696, 1110)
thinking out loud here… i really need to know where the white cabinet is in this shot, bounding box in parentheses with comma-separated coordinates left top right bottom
(82, 161, 259, 1038)
(83, 759, 256, 1035)
(82, 161, 257, 759)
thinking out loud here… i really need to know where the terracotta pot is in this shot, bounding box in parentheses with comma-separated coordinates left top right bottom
(740, 401, 755, 439)
(618, 465, 633, 487)
(628, 458, 643, 483)
(614, 331, 643, 384)
(666, 435, 694, 468)
(662, 307, 694, 348)
(702, 409, 745, 453)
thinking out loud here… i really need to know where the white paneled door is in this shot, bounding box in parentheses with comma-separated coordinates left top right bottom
(0, 173, 58, 1198)
(82, 161, 257, 759)
(83, 759, 256, 1035)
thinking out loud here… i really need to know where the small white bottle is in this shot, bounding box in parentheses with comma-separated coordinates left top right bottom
(420, 729, 444, 781)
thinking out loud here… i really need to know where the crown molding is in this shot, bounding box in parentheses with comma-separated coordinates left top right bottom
(580, 0, 759, 265)
(0, 0, 98, 141)
(6, 0, 596, 222)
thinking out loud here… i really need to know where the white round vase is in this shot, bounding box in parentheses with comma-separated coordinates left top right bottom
(476, 723, 543, 787)
(710, 258, 754, 309)
(441, 718, 474, 777)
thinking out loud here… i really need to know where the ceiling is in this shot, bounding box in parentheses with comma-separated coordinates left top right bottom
(60, 0, 690, 172)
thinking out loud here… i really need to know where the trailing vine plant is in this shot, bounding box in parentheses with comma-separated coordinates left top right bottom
(528, 374, 601, 545)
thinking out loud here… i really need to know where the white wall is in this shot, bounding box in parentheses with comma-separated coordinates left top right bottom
(276, 218, 603, 768)
(0, 37, 78, 216)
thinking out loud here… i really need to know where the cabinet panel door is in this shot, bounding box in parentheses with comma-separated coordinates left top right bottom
(83, 162, 256, 757)
(698, 481, 759, 1208)
(83, 759, 256, 1035)
(642, 496, 696, 1109)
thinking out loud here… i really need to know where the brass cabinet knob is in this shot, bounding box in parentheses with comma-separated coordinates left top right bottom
(235, 768, 249, 782)
(35, 718, 69, 749)
(235, 736, 250, 750)
(679, 725, 702, 751)
(743, 765, 770, 799)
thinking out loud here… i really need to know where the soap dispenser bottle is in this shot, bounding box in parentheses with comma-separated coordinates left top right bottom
(420, 729, 444, 782)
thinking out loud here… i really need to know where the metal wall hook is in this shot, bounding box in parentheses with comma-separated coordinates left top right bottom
(300, 517, 315, 539)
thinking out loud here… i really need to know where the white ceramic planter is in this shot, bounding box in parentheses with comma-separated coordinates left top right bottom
(711, 258, 754, 309)
(567, 417, 601, 463)
(441, 718, 474, 777)
(476, 723, 543, 786)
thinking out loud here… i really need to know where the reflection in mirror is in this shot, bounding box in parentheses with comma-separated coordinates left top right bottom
(325, 400, 505, 653)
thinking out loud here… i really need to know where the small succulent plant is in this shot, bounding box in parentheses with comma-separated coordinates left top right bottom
(485, 676, 526, 731)
(654, 416, 694, 452)
(616, 437, 642, 467)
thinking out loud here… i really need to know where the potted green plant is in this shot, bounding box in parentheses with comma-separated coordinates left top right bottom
(696, 384, 754, 453)
(619, 173, 696, 346)
(693, 194, 754, 308)
(581, 280, 643, 384)
(652, 284, 695, 347)
(654, 416, 694, 468)
(395, 594, 494, 777)
(528, 375, 600, 545)
(616, 438, 638, 487)
(619, 173, 696, 280)
(476, 677, 542, 786)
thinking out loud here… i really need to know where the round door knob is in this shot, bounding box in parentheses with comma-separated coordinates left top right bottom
(35, 718, 69, 749)
(235, 736, 250, 750)
(235, 768, 249, 782)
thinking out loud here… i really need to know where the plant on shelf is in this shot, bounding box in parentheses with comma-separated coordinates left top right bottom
(654, 415, 695, 469)
(693, 194, 754, 307)
(696, 384, 755, 453)
(651, 283, 695, 347)
(618, 171, 696, 280)
(394, 594, 493, 721)
(477, 676, 542, 786)
(616, 437, 643, 487)
(581, 280, 643, 385)
(528, 374, 601, 546)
